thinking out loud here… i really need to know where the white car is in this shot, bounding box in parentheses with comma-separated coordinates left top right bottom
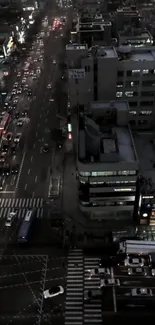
(151, 269, 155, 276)
(128, 267, 147, 276)
(47, 84, 52, 89)
(5, 210, 17, 227)
(100, 278, 120, 288)
(53, 59, 56, 64)
(87, 268, 110, 279)
(14, 133, 21, 143)
(43, 286, 64, 299)
(124, 256, 144, 267)
(131, 288, 153, 297)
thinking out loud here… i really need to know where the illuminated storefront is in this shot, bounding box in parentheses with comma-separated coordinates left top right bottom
(3, 36, 16, 57)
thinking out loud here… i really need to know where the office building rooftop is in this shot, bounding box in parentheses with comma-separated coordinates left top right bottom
(78, 101, 138, 165)
(119, 29, 152, 39)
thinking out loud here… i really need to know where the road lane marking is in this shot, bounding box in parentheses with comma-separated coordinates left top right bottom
(36, 131, 38, 136)
(38, 123, 40, 127)
(0, 191, 14, 194)
(32, 191, 35, 198)
(111, 267, 117, 313)
(35, 176, 38, 183)
(31, 156, 33, 162)
(11, 176, 16, 186)
(15, 150, 26, 191)
(24, 184, 27, 190)
(0, 277, 65, 290)
(0, 267, 63, 279)
(28, 169, 31, 175)
(33, 143, 35, 148)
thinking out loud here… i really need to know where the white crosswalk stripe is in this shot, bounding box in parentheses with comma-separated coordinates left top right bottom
(0, 207, 44, 219)
(0, 198, 44, 208)
(65, 249, 84, 325)
(84, 257, 102, 324)
(0, 198, 44, 219)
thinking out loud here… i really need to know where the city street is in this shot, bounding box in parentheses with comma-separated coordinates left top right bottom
(0, 252, 67, 324)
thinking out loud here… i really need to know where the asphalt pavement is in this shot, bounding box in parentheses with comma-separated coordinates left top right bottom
(0, 3, 71, 325)
(0, 252, 67, 324)
(16, 12, 65, 199)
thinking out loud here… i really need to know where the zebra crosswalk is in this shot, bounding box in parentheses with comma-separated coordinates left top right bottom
(0, 197, 44, 208)
(0, 198, 44, 219)
(65, 249, 103, 325)
(65, 249, 84, 325)
(84, 257, 102, 324)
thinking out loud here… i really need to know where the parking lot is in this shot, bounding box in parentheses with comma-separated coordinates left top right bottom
(0, 253, 67, 324)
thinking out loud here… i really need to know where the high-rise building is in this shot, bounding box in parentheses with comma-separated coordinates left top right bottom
(67, 44, 155, 130)
(77, 100, 139, 222)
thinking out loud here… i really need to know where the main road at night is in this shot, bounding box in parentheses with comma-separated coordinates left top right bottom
(17, 7, 65, 199)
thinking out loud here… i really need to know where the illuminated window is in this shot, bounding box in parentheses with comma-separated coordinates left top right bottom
(117, 82, 123, 88)
(140, 111, 152, 115)
(114, 188, 135, 192)
(132, 70, 140, 75)
(116, 92, 122, 98)
(143, 69, 149, 75)
(129, 111, 136, 115)
(125, 91, 133, 97)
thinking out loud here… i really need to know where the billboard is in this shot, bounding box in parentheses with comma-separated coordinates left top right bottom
(4, 36, 15, 57)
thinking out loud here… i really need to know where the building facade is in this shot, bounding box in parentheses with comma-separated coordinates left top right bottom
(77, 101, 139, 221)
(67, 44, 155, 129)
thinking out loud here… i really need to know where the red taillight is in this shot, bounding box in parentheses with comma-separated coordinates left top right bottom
(68, 133, 72, 140)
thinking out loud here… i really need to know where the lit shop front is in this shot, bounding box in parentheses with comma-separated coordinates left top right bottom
(3, 36, 16, 57)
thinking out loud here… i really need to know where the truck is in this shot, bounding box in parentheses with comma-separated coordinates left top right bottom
(118, 240, 155, 255)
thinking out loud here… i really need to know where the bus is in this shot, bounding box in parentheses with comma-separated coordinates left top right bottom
(0, 113, 11, 135)
(118, 240, 155, 255)
(18, 209, 36, 243)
